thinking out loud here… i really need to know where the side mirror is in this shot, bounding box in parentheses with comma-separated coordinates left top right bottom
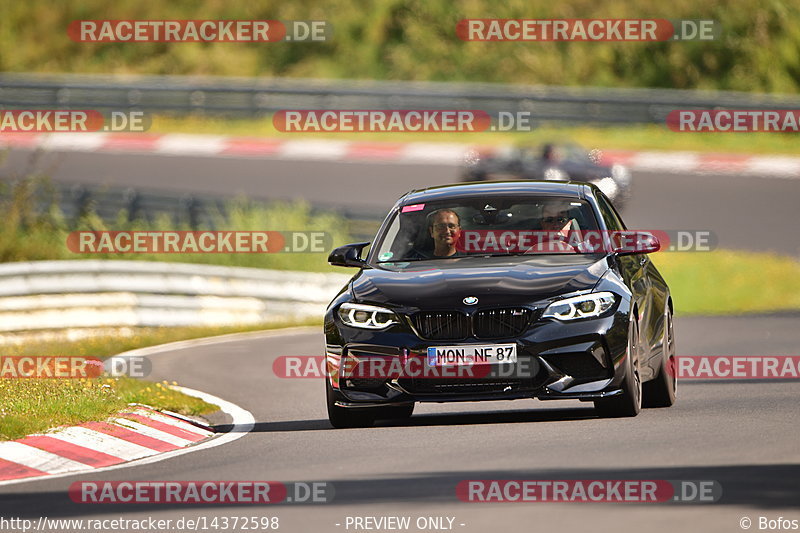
(328, 242, 371, 268)
(611, 231, 661, 255)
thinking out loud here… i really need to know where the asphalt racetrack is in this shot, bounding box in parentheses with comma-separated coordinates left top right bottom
(1, 147, 799, 532)
(1, 318, 798, 532)
(4, 148, 800, 256)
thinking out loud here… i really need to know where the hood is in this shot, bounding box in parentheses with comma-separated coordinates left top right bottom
(351, 255, 609, 309)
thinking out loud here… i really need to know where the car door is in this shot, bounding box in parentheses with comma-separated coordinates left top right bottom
(596, 191, 658, 375)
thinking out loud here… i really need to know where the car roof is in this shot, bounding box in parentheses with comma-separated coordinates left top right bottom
(398, 181, 590, 205)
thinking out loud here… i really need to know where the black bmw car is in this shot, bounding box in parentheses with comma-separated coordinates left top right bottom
(324, 181, 675, 428)
(462, 142, 632, 209)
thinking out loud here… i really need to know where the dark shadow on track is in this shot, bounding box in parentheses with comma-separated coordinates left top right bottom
(2, 464, 798, 516)
(212, 406, 599, 433)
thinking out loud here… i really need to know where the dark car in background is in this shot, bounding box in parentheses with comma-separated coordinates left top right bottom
(324, 181, 675, 428)
(462, 142, 632, 209)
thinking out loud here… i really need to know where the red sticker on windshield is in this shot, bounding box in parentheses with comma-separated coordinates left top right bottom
(401, 204, 425, 213)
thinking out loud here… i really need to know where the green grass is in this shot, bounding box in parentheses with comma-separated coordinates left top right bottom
(654, 250, 800, 316)
(0, 319, 318, 441)
(0, 173, 352, 272)
(152, 115, 800, 156)
(0, 377, 214, 441)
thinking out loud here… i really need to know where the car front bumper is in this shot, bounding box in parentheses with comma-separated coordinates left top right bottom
(325, 308, 631, 408)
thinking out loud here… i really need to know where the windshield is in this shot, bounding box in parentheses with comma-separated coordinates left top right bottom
(373, 195, 602, 262)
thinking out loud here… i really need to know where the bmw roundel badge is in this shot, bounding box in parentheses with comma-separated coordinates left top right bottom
(463, 296, 479, 305)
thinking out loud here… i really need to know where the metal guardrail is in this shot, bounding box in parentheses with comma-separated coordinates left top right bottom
(2, 73, 800, 125)
(0, 260, 351, 331)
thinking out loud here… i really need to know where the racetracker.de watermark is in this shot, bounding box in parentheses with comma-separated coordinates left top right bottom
(0, 110, 149, 132)
(273, 355, 542, 380)
(0, 356, 103, 379)
(456, 19, 718, 41)
(457, 479, 721, 503)
(455, 230, 716, 254)
(273, 110, 492, 132)
(67, 231, 330, 254)
(672, 356, 800, 379)
(667, 110, 800, 132)
(69, 481, 333, 504)
(68, 20, 331, 42)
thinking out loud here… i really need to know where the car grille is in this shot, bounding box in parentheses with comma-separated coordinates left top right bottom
(474, 308, 532, 338)
(405, 378, 525, 394)
(412, 308, 532, 340)
(412, 312, 471, 340)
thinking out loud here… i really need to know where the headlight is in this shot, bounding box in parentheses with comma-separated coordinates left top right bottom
(338, 303, 399, 329)
(542, 292, 616, 321)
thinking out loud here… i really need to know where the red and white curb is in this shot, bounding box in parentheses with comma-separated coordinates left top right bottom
(0, 132, 469, 165)
(1, 132, 798, 177)
(600, 149, 800, 178)
(0, 386, 255, 487)
(0, 328, 313, 487)
(0, 405, 214, 483)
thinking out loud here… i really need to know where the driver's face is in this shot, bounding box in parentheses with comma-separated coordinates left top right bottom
(541, 206, 570, 230)
(429, 211, 461, 246)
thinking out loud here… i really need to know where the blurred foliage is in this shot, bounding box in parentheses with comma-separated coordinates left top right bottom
(0, 166, 351, 271)
(0, 0, 798, 92)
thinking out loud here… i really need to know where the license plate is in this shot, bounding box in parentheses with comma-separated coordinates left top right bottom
(427, 344, 517, 366)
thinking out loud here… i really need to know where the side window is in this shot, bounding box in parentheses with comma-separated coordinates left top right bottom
(596, 192, 626, 231)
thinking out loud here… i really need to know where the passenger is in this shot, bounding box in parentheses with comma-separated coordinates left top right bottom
(540, 202, 571, 232)
(530, 201, 575, 253)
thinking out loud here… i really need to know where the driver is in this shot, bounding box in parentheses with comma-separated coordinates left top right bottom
(428, 209, 462, 257)
(541, 143, 558, 164)
(406, 209, 463, 259)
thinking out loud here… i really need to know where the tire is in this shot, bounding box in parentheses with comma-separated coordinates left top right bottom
(643, 304, 677, 408)
(375, 404, 414, 420)
(326, 379, 375, 429)
(594, 317, 642, 418)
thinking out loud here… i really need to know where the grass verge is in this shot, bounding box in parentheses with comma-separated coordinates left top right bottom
(0, 377, 212, 442)
(0, 319, 318, 441)
(654, 249, 800, 316)
(152, 115, 800, 156)
(0, 173, 351, 272)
